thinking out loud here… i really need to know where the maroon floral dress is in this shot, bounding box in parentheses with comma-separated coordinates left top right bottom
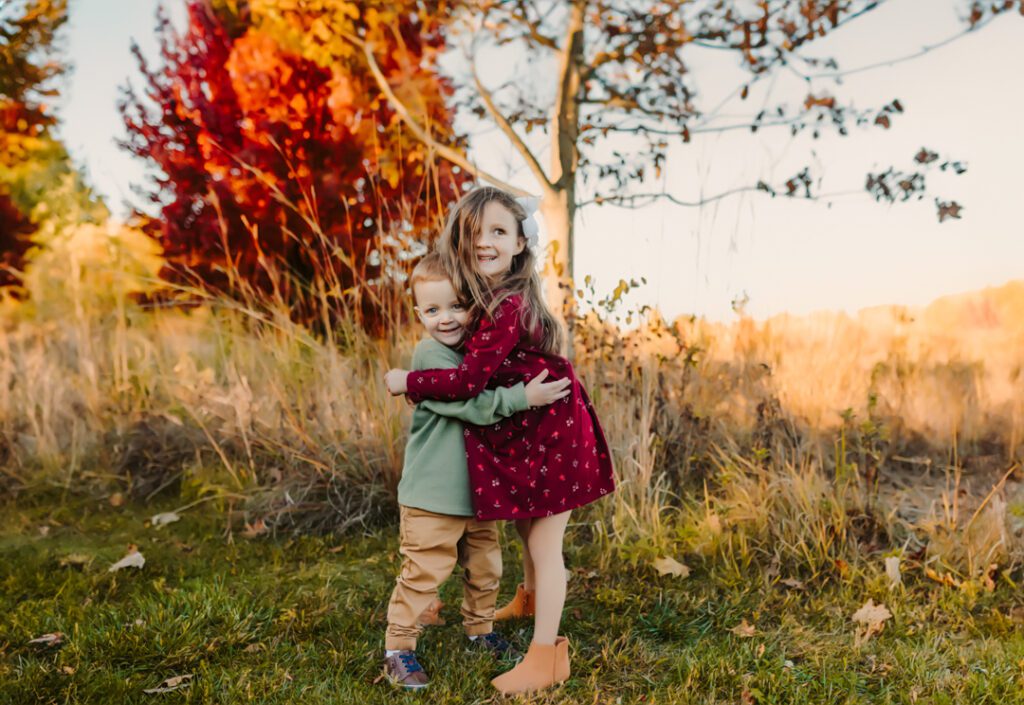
(406, 294, 616, 521)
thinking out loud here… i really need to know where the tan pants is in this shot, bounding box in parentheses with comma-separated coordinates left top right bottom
(385, 505, 502, 651)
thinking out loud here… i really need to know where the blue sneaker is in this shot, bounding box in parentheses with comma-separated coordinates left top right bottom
(382, 650, 429, 690)
(469, 631, 522, 661)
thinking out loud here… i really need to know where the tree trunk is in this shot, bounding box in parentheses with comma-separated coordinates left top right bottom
(543, 0, 585, 358)
(540, 188, 574, 335)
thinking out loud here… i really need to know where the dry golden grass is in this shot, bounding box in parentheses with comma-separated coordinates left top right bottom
(1, 221, 1021, 578)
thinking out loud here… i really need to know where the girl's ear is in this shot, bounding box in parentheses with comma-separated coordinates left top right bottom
(514, 236, 526, 256)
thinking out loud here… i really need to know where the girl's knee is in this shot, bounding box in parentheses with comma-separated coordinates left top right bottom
(526, 535, 562, 563)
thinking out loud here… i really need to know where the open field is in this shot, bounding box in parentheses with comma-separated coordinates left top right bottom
(4, 494, 1024, 704)
(2, 274, 1023, 703)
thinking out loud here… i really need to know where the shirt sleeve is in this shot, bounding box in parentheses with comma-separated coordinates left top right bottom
(418, 383, 529, 425)
(407, 296, 523, 402)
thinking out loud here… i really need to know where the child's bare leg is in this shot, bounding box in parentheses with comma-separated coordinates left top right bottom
(514, 518, 536, 591)
(525, 511, 571, 644)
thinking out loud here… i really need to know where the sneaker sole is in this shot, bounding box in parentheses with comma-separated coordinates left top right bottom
(383, 671, 428, 690)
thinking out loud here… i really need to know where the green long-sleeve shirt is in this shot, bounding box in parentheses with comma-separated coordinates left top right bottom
(397, 337, 529, 516)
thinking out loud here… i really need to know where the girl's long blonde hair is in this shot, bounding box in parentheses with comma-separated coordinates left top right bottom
(438, 186, 565, 356)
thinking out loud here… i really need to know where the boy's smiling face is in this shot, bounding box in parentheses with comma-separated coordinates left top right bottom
(413, 277, 470, 348)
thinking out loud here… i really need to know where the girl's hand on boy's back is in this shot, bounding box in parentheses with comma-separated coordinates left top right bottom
(524, 369, 571, 408)
(384, 369, 409, 396)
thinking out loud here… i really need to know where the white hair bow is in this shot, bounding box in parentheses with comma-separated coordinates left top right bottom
(515, 195, 541, 249)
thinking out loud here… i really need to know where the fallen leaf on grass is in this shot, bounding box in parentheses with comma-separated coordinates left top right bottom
(60, 665, 76, 675)
(109, 492, 124, 507)
(983, 563, 999, 592)
(924, 567, 960, 588)
(28, 632, 64, 647)
(150, 512, 181, 528)
(730, 619, 756, 638)
(241, 518, 268, 539)
(653, 556, 690, 578)
(852, 599, 891, 644)
(59, 553, 91, 568)
(108, 549, 145, 572)
(143, 674, 192, 694)
(885, 556, 902, 589)
(780, 578, 805, 590)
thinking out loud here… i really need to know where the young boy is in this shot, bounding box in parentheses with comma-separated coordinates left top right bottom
(382, 254, 569, 690)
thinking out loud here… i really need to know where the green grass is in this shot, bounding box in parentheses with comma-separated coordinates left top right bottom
(3, 494, 1024, 705)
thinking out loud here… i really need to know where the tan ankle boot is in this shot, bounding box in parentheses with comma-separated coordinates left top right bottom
(490, 636, 570, 694)
(494, 583, 535, 620)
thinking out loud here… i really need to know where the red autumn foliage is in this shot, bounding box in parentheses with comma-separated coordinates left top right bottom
(118, 1, 468, 329)
(0, 191, 34, 286)
(1, 0, 69, 287)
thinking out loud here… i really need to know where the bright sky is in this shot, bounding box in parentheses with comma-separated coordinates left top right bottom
(57, 0, 1023, 322)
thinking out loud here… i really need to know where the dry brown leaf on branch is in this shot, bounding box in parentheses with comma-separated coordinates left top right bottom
(730, 619, 756, 638)
(653, 556, 690, 578)
(108, 548, 145, 572)
(143, 674, 193, 694)
(852, 599, 892, 645)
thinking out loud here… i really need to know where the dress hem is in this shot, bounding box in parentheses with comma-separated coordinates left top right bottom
(473, 487, 615, 522)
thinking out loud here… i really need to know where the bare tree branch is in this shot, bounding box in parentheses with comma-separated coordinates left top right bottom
(588, 116, 806, 137)
(579, 184, 863, 210)
(507, 0, 560, 50)
(791, 15, 1001, 81)
(341, 30, 530, 198)
(470, 57, 554, 192)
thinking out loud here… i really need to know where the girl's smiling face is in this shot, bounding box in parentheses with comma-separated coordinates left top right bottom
(474, 200, 525, 281)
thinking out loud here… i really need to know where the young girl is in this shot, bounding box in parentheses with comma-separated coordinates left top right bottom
(384, 186, 615, 694)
